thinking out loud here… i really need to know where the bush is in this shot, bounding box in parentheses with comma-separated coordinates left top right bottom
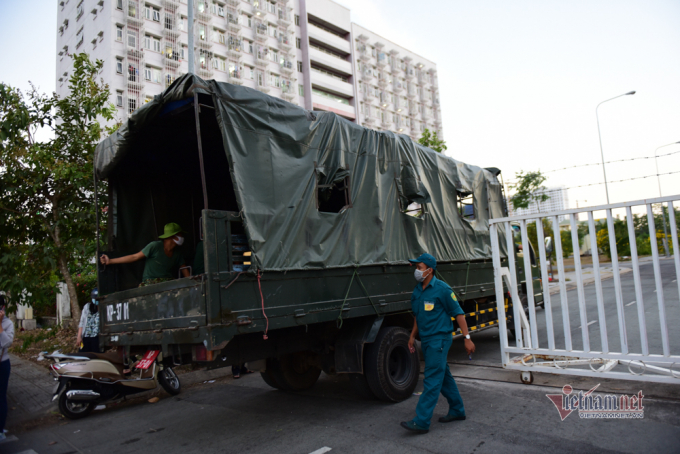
(73, 271, 97, 309)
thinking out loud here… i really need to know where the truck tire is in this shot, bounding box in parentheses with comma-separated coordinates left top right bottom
(260, 361, 282, 390)
(270, 351, 322, 392)
(364, 326, 419, 402)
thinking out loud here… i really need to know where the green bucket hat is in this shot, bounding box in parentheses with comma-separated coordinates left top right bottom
(158, 222, 185, 239)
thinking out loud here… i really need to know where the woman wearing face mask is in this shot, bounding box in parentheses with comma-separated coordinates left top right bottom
(100, 222, 190, 287)
(77, 288, 101, 353)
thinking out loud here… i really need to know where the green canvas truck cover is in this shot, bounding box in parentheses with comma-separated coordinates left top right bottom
(95, 74, 507, 272)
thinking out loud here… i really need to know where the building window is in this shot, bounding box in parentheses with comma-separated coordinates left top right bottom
(298, 83, 304, 96)
(116, 25, 123, 41)
(249, 67, 254, 79)
(76, 1, 84, 20)
(144, 67, 152, 80)
(296, 37, 301, 49)
(116, 0, 122, 9)
(116, 90, 123, 107)
(127, 30, 136, 47)
(116, 57, 123, 74)
(128, 98, 137, 114)
(297, 61, 302, 72)
(294, 14, 299, 26)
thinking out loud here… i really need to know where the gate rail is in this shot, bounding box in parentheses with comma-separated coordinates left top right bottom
(490, 194, 680, 384)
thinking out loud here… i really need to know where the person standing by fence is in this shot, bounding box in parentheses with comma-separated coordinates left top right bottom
(0, 295, 14, 441)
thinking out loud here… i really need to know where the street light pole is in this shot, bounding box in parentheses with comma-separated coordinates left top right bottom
(654, 141, 680, 257)
(596, 91, 636, 204)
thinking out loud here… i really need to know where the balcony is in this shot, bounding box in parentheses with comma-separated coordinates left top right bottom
(197, 36, 213, 49)
(227, 0, 239, 6)
(198, 66, 212, 79)
(311, 70, 353, 98)
(255, 25, 269, 43)
(254, 52, 269, 68)
(378, 77, 387, 88)
(164, 52, 181, 68)
(256, 83, 270, 93)
(363, 115, 375, 125)
(280, 60, 295, 75)
(361, 69, 373, 82)
(278, 9, 292, 27)
(195, 1, 211, 22)
(405, 67, 415, 80)
(162, 0, 180, 8)
(393, 80, 404, 93)
(381, 118, 391, 129)
(377, 52, 387, 68)
(309, 47, 352, 75)
(163, 24, 181, 39)
(308, 24, 350, 54)
(229, 70, 243, 85)
(126, 7, 144, 27)
(281, 83, 296, 100)
(278, 34, 293, 51)
(227, 14, 241, 33)
(127, 47, 144, 59)
(358, 50, 370, 62)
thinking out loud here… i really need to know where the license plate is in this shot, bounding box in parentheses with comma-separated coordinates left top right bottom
(136, 350, 160, 370)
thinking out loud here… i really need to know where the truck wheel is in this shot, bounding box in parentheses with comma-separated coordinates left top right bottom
(159, 367, 181, 395)
(348, 373, 376, 399)
(270, 351, 322, 392)
(364, 326, 419, 402)
(58, 386, 96, 420)
(260, 360, 282, 390)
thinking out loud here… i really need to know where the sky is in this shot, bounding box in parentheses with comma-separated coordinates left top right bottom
(1, 0, 679, 211)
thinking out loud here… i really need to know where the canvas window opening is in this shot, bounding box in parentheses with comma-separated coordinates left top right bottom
(401, 200, 426, 218)
(457, 191, 475, 221)
(317, 175, 351, 213)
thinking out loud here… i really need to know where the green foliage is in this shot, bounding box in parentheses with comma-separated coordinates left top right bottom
(0, 53, 113, 321)
(418, 128, 447, 153)
(525, 218, 554, 265)
(560, 229, 573, 257)
(509, 171, 549, 211)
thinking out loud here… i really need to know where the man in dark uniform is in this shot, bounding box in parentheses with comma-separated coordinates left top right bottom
(401, 253, 475, 434)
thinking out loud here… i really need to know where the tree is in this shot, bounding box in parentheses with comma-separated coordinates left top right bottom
(0, 53, 113, 321)
(509, 170, 549, 211)
(418, 128, 447, 153)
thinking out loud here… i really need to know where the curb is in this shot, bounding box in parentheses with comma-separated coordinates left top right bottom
(548, 268, 632, 295)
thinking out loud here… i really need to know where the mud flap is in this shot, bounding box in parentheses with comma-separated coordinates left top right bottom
(335, 316, 384, 374)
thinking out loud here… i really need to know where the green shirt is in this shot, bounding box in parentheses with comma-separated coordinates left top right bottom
(411, 276, 465, 338)
(141, 241, 185, 281)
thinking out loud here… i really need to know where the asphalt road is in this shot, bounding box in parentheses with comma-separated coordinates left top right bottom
(448, 258, 680, 376)
(3, 367, 679, 454)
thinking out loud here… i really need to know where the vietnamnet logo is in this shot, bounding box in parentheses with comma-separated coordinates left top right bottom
(546, 384, 644, 420)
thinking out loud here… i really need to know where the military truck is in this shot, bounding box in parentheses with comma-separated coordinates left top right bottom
(94, 75, 543, 402)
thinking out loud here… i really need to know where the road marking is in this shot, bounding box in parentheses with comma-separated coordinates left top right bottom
(309, 448, 332, 454)
(576, 321, 597, 329)
(626, 301, 636, 306)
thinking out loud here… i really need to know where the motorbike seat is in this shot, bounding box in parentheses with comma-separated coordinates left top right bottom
(69, 352, 125, 365)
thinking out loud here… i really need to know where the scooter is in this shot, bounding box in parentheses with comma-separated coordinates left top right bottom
(46, 349, 181, 419)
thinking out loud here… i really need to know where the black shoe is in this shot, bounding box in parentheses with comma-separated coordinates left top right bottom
(438, 414, 466, 423)
(400, 421, 429, 434)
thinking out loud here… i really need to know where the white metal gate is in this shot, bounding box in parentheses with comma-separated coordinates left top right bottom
(490, 195, 680, 384)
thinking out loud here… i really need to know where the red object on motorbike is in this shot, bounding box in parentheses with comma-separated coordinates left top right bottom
(136, 350, 160, 370)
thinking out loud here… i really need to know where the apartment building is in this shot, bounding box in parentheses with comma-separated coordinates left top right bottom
(56, 0, 442, 140)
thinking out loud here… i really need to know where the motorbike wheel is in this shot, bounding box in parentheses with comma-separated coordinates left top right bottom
(159, 367, 182, 395)
(58, 390, 95, 420)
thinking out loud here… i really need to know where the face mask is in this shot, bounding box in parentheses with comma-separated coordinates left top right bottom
(92, 299, 98, 305)
(414, 268, 430, 283)
(173, 236, 185, 246)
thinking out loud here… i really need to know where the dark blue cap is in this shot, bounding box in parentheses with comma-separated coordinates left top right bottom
(409, 253, 436, 270)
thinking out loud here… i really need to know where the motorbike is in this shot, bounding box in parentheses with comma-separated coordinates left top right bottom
(46, 349, 181, 419)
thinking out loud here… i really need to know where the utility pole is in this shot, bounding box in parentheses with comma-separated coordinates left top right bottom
(655, 141, 680, 257)
(188, 0, 195, 74)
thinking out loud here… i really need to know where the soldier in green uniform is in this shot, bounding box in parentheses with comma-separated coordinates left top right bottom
(100, 222, 191, 286)
(401, 253, 475, 434)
